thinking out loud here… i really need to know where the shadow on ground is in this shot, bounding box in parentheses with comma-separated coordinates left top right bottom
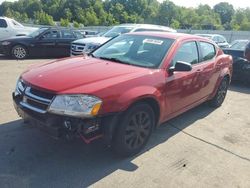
(229, 81, 250, 94)
(0, 103, 215, 188)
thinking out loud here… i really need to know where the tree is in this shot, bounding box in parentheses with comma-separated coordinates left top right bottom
(60, 18, 70, 27)
(156, 0, 178, 26)
(34, 11, 55, 25)
(214, 2, 234, 26)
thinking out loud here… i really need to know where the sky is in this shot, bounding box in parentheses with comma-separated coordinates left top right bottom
(0, 0, 249, 9)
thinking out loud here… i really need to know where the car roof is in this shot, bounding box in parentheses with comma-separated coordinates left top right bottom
(127, 32, 212, 41)
(116, 23, 176, 32)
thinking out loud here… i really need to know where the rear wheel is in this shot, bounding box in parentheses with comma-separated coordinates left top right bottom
(209, 77, 229, 107)
(11, 45, 28, 59)
(113, 103, 155, 157)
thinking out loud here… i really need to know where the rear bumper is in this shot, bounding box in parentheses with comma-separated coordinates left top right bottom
(13, 92, 119, 143)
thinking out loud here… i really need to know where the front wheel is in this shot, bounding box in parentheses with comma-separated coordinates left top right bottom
(113, 103, 155, 157)
(209, 77, 229, 107)
(11, 45, 28, 59)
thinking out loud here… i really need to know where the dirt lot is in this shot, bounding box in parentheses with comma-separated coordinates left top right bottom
(0, 56, 250, 188)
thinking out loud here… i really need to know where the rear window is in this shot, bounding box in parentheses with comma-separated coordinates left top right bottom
(0, 19, 7, 28)
(199, 42, 216, 61)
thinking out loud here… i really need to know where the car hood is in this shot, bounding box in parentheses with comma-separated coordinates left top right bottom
(72, 36, 111, 45)
(21, 56, 149, 93)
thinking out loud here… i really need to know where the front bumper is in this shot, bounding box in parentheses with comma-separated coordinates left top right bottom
(13, 91, 118, 143)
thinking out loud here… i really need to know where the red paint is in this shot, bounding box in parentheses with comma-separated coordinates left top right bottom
(21, 32, 232, 125)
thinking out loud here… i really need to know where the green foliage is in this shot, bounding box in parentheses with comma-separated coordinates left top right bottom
(60, 18, 70, 27)
(0, 0, 250, 30)
(214, 2, 234, 25)
(34, 11, 55, 25)
(73, 21, 80, 28)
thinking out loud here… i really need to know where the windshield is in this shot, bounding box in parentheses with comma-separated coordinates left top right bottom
(92, 34, 174, 68)
(103, 26, 134, 38)
(28, 28, 48, 38)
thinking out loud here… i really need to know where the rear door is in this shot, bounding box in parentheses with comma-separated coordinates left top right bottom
(196, 41, 220, 96)
(56, 30, 76, 57)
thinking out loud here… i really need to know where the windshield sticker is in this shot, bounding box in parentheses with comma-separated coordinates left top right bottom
(143, 39, 163, 45)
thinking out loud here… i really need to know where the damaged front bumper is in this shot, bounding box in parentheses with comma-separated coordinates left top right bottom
(12, 90, 119, 144)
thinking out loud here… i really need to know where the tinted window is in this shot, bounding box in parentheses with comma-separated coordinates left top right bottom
(61, 30, 75, 39)
(199, 42, 216, 61)
(42, 30, 58, 39)
(0, 19, 7, 28)
(93, 34, 174, 68)
(172, 42, 199, 65)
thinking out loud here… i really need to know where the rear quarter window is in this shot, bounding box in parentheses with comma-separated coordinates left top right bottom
(0, 19, 8, 28)
(199, 42, 216, 61)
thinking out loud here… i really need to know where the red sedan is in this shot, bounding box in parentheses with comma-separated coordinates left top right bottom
(13, 32, 233, 156)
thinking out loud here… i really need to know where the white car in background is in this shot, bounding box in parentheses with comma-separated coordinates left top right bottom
(195, 34, 230, 48)
(0, 17, 37, 41)
(71, 24, 176, 55)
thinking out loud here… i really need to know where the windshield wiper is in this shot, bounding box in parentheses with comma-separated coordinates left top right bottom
(98, 57, 132, 65)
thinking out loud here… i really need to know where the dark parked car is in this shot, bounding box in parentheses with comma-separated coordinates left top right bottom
(223, 40, 250, 83)
(230, 39, 249, 50)
(0, 27, 83, 59)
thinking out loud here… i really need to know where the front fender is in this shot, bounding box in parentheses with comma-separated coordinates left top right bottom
(115, 86, 163, 112)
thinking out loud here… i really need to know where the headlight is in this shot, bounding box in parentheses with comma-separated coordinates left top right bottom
(1, 41, 11, 45)
(48, 95, 102, 117)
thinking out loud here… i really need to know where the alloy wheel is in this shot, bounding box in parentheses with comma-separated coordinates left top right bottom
(124, 111, 151, 149)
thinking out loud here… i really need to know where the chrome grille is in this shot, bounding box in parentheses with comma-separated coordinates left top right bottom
(71, 43, 86, 55)
(17, 80, 54, 114)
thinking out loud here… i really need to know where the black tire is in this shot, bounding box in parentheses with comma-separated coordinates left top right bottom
(113, 103, 155, 157)
(209, 77, 229, 107)
(11, 45, 28, 59)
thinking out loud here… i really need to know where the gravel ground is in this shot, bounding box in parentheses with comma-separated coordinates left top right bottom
(0, 57, 250, 188)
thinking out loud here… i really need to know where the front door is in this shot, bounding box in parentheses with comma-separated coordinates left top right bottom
(164, 41, 203, 115)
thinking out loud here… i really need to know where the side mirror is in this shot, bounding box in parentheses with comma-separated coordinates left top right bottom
(169, 61, 192, 73)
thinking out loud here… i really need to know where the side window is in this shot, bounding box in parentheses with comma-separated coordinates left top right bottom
(0, 19, 8, 28)
(199, 42, 216, 61)
(42, 30, 58, 39)
(61, 30, 75, 39)
(172, 42, 199, 66)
